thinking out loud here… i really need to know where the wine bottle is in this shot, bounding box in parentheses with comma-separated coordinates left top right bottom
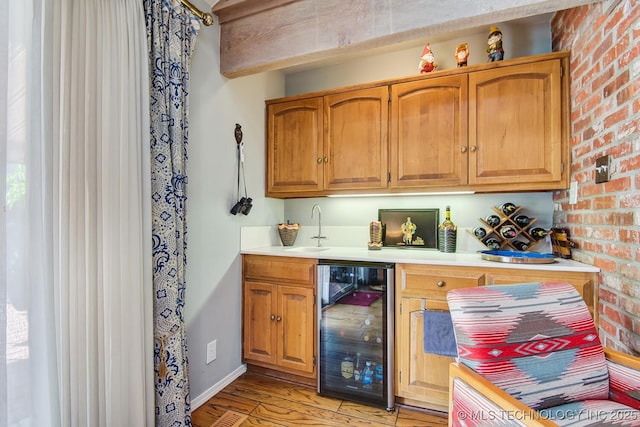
(473, 227, 487, 239)
(499, 225, 517, 239)
(485, 214, 500, 227)
(438, 206, 457, 253)
(514, 215, 530, 227)
(529, 227, 548, 240)
(485, 237, 501, 250)
(500, 202, 516, 216)
(512, 240, 529, 251)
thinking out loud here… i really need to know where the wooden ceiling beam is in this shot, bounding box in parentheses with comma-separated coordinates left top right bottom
(211, 0, 599, 78)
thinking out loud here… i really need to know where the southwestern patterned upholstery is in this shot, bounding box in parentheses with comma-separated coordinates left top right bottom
(447, 281, 640, 427)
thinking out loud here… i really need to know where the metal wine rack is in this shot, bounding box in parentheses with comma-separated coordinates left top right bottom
(471, 205, 546, 251)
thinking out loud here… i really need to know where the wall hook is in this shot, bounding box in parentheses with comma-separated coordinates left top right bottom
(235, 124, 243, 145)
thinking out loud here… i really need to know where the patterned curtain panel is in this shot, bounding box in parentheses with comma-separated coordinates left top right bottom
(144, 1, 200, 425)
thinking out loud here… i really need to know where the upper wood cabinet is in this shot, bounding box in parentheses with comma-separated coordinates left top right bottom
(266, 87, 389, 197)
(266, 98, 324, 194)
(266, 52, 570, 198)
(390, 75, 469, 189)
(468, 59, 565, 189)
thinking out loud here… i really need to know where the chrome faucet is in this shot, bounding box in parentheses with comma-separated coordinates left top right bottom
(311, 204, 326, 247)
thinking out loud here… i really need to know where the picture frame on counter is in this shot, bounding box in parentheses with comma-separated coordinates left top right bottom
(378, 208, 439, 249)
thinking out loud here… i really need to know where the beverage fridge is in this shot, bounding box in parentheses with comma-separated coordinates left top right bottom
(316, 260, 395, 411)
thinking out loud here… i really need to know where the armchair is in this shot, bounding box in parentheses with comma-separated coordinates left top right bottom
(446, 281, 640, 426)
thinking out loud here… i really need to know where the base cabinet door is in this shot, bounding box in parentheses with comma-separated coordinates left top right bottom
(277, 285, 315, 374)
(242, 255, 317, 379)
(396, 297, 452, 412)
(394, 264, 484, 412)
(243, 281, 277, 365)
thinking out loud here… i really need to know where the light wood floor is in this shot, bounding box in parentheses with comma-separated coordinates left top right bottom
(192, 371, 448, 427)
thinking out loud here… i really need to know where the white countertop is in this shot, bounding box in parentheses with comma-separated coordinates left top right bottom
(240, 226, 599, 273)
(240, 245, 599, 273)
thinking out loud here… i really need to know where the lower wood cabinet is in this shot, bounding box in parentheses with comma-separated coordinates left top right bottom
(242, 255, 317, 379)
(394, 263, 597, 412)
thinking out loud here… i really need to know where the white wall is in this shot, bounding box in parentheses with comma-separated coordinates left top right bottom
(185, 25, 285, 400)
(285, 18, 552, 95)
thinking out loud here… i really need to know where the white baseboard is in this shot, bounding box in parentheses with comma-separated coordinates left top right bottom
(191, 364, 247, 410)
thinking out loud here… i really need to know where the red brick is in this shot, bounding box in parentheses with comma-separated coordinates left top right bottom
(620, 263, 640, 281)
(594, 257, 618, 272)
(604, 107, 629, 128)
(582, 183, 603, 197)
(603, 69, 630, 98)
(609, 140, 633, 157)
(599, 286, 618, 304)
(620, 192, 640, 208)
(605, 212, 634, 226)
(604, 176, 632, 192)
(581, 240, 603, 252)
(604, 7, 625, 34)
(592, 227, 618, 240)
(620, 229, 640, 244)
(590, 63, 615, 92)
(617, 42, 640, 69)
(593, 196, 617, 209)
(619, 154, 640, 173)
(614, 1, 640, 37)
(599, 316, 618, 336)
(605, 243, 633, 260)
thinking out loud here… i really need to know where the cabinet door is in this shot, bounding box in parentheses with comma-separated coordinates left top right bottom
(277, 285, 315, 375)
(266, 98, 324, 195)
(324, 87, 389, 191)
(390, 75, 468, 188)
(469, 59, 564, 187)
(395, 264, 484, 412)
(243, 281, 277, 365)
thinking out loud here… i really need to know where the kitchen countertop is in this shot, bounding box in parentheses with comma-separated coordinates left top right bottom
(240, 245, 599, 273)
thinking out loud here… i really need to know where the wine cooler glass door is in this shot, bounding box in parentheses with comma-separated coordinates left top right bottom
(317, 261, 394, 410)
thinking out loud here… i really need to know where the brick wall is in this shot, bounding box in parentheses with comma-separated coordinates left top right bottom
(551, 1, 639, 355)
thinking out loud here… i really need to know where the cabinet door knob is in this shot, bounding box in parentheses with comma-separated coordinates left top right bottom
(270, 314, 276, 321)
(323, 157, 329, 163)
(437, 280, 446, 287)
(276, 316, 282, 322)
(317, 157, 322, 164)
(469, 145, 477, 152)
(461, 146, 468, 153)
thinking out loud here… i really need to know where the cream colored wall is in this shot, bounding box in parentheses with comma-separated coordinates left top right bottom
(285, 18, 552, 95)
(185, 27, 286, 401)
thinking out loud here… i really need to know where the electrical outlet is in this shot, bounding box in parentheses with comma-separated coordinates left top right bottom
(206, 340, 217, 364)
(595, 155, 611, 183)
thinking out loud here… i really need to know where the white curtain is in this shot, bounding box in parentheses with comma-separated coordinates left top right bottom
(2, 1, 154, 426)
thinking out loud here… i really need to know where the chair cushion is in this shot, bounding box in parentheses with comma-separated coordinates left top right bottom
(544, 400, 640, 426)
(447, 281, 609, 410)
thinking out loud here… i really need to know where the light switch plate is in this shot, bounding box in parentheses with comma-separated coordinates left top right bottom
(569, 181, 578, 204)
(595, 155, 611, 184)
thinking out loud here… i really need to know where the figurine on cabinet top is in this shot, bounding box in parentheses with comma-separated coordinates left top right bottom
(455, 43, 469, 67)
(418, 43, 437, 73)
(486, 26, 504, 62)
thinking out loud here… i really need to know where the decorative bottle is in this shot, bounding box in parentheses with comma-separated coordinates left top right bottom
(438, 206, 457, 253)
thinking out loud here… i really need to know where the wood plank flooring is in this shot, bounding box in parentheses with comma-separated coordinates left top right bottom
(192, 371, 448, 427)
